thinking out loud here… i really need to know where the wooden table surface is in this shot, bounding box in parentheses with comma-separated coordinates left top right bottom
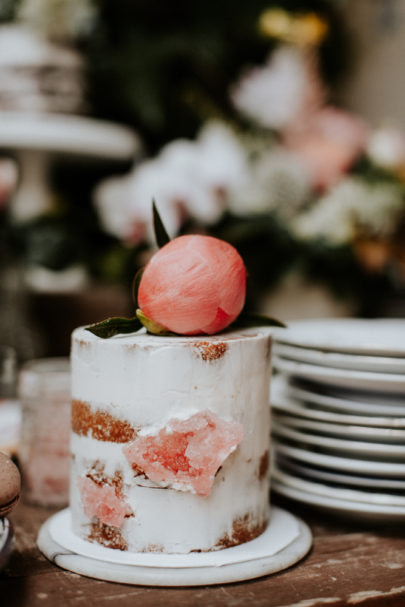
(2, 496, 405, 607)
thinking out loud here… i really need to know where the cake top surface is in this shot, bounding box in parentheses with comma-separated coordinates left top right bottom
(72, 326, 272, 348)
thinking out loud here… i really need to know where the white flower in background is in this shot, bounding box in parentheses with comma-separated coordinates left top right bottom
(230, 44, 324, 130)
(229, 147, 310, 217)
(95, 159, 190, 244)
(292, 183, 354, 245)
(353, 181, 404, 236)
(94, 174, 137, 241)
(292, 178, 405, 245)
(93, 121, 249, 244)
(158, 134, 233, 226)
(197, 121, 249, 195)
(128, 151, 214, 239)
(367, 127, 405, 172)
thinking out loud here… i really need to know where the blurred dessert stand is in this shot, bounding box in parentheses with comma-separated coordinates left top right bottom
(0, 111, 140, 358)
(0, 110, 140, 222)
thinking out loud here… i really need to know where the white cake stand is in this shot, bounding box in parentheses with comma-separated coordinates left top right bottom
(0, 110, 141, 221)
(37, 506, 312, 586)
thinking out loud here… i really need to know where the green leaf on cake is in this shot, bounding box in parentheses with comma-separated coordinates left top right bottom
(153, 199, 171, 248)
(136, 308, 175, 335)
(232, 312, 286, 329)
(86, 316, 143, 339)
(131, 266, 144, 307)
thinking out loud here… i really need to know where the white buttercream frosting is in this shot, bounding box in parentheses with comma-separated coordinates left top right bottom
(70, 327, 272, 553)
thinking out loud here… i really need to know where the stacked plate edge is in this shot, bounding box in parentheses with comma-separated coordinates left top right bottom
(270, 318, 405, 521)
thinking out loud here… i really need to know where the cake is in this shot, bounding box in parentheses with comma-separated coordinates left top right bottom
(70, 326, 272, 553)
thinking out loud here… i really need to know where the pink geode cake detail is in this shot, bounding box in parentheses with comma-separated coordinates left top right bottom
(78, 476, 131, 528)
(123, 410, 243, 497)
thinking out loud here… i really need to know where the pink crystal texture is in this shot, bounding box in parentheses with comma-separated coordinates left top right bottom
(78, 476, 130, 527)
(123, 410, 243, 497)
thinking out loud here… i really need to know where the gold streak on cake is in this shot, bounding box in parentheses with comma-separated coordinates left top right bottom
(193, 341, 228, 361)
(216, 514, 268, 549)
(72, 400, 137, 443)
(88, 521, 128, 551)
(140, 544, 165, 553)
(86, 461, 124, 492)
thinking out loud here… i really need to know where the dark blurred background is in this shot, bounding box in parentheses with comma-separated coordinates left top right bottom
(1, 0, 405, 359)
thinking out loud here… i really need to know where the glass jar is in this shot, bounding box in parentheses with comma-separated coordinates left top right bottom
(0, 345, 20, 456)
(18, 357, 71, 507)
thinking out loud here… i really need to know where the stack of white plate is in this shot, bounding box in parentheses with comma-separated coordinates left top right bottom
(270, 318, 405, 521)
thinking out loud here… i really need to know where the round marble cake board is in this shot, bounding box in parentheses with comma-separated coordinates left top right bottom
(37, 506, 312, 586)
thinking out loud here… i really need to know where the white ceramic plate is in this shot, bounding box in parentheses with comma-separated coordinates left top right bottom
(273, 467, 405, 506)
(272, 480, 405, 521)
(272, 421, 405, 460)
(37, 507, 312, 586)
(282, 378, 405, 416)
(271, 376, 405, 424)
(273, 441, 405, 477)
(274, 318, 405, 357)
(0, 518, 13, 571)
(274, 356, 405, 394)
(276, 456, 405, 491)
(273, 343, 405, 374)
(273, 412, 405, 443)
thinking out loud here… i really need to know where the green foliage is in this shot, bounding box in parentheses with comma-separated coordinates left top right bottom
(0, 0, 378, 316)
(0, 0, 21, 22)
(298, 239, 393, 316)
(84, 0, 345, 150)
(210, 212, 300, 307)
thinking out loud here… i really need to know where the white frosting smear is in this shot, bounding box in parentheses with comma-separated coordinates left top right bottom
(70, 327, 273, 553)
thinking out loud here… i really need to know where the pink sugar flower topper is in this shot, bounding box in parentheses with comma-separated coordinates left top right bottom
(86, 201, 284, 338)
(138, 234, 246, 335)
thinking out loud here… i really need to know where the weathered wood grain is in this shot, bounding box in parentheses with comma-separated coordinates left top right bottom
(1, 498, 405, 607)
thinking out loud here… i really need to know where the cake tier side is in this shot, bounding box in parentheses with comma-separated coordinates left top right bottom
(70, 327, 272, 553)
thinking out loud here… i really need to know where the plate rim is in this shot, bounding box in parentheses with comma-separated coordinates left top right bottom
(272, 480, 405, 518)
(283, 379, 405, 414)
(274, 318, 405, 357)
(273, 441, 405, 477)
(272, 467, 405, 507)
(275, 456, 405, 490)
(274, 356, 405, 390)
(273, 412, 405, 442)
(273, 343, 405, 373)
(272, 421, 405, 459)
(271, 376, 405, 424)
(37, 506, 312, 586)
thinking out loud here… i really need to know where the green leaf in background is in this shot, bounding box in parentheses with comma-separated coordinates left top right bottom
(85, 316, 142, 339)
(153, 200, 171, 248)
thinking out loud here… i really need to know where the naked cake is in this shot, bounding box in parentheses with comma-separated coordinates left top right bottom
(70, 327, 272, 553)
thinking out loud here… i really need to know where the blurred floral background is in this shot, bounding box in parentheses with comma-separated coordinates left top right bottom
(1, 0, 405, 358)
